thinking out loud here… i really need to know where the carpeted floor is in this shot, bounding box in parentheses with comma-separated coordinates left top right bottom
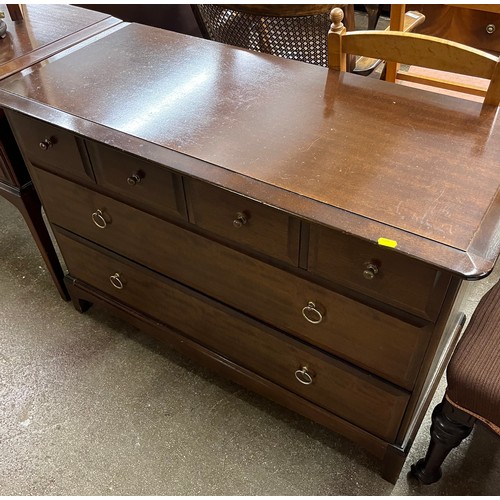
(0, 192, 499, 496)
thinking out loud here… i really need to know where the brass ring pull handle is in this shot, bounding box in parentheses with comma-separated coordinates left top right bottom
(363, 262, 379, 280)
(233, 211, 248, 228)
(294, 366, 313, 385)
(39, 138, 53, 151)
(301, 301, 323, 324)
(91, 209, 107, 229)
(127, 172, 142, 185)
(109, 273, 124, 289)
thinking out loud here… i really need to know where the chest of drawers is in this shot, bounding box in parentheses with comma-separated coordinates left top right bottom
(1, 23, 498, 484)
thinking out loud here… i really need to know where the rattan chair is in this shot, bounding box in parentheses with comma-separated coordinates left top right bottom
(411, 279, 500, 483)
(192, 4, 336, 67)
(193, 5, 425, 75)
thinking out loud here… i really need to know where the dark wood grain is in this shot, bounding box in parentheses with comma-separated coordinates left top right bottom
(8, 111, 94, 183)
(87, 140, 187, 221)
(0, 4, 121, 80)
(185, 177, 300, 265)
(57, 230, 410, 442)
(2, 23, 499, 484)
(35, 168, 430, 390)
(1, 24, 498, 277)
(308, 223, 451, 320)
(65, 276, 391, 463)
(0, 4, 122, 302)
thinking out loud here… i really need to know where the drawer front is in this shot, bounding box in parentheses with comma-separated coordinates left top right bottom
(7, 111, 93, 183)
(185, 178, 300, 265)
(34, 169, 430, 389)
(308, 224, 450, 320)
(56, 231, 409, 442)
(86, 141, 187, 221)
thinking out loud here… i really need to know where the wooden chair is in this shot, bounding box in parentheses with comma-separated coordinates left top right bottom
(411, 279, 500, 483)
(327, 7, 500, 106)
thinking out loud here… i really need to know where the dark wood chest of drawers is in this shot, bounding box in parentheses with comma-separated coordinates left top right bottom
(1, 23, 498, 483)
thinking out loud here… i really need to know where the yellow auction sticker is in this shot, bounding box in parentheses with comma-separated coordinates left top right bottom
(377, 237, 398, 248)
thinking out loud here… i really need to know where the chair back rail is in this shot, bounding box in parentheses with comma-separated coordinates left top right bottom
(328, 8, 500, 106)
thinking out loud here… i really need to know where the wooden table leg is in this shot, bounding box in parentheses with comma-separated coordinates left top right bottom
(1, 182, 69, 301)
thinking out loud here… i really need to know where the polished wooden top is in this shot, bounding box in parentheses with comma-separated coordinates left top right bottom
(0, 4, 121, 80)
(0, 24, 498, 277)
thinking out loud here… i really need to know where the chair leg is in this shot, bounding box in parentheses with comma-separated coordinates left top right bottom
(411, 399, 475, 484)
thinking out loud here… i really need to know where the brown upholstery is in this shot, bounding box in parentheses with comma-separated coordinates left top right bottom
(446, 279, 500, 434)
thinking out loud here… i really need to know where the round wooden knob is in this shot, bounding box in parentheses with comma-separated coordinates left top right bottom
(233, 212, 248, 228)
(39, 138, 53, 151)
(127, 172, 142, 185)
(363, 262, 379, 280)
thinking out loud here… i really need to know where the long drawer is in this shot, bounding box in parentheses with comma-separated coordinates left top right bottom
(56, 230, 410, 442)
(34, 168, 431, 389)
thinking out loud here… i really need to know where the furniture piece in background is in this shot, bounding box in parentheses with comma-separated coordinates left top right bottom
(192, 4, 337, 67)
(409, 4, 500, 54)
(1, 21, 498, 484)
(0, 3, 122, 301)
(193, 4, 424, 75)
(411, 279, 500, 484)
(78, 4, 203, 37)
(328, 7, 500, 105)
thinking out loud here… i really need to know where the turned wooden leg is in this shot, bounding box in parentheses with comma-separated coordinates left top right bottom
(411, 399, 475, 484)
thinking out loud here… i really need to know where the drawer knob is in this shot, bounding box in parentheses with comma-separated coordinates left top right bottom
(39, 138, 53, 151)
(302, 301, 323, 324)
(91, 209, 107, 229)
(127, 172, 142, 185)
(109, 273, 124, 290)
(363, 262, 379, 280)
(486, 23, 496, 34)
(295, 366, 313, 385)
(233, 211, 248, 228)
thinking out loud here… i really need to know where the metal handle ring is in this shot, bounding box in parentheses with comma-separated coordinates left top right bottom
(109, 273, 124, 289)
(91, 209, 107, 229)
(301, 301, 323, 324)
(295, 366, 313, 385)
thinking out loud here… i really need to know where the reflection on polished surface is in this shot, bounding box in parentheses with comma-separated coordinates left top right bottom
(0, 4, 110, 64)
(2, 23, 498, 254)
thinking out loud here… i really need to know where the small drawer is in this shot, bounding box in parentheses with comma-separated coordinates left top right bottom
(185, 178, 300, 265)
(6, 111, 93, 183)
(86, 141, 187, 221)
(307, 224, 450, 320)
(33, 168, 430, 389)
(56, 231, 410, 442)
